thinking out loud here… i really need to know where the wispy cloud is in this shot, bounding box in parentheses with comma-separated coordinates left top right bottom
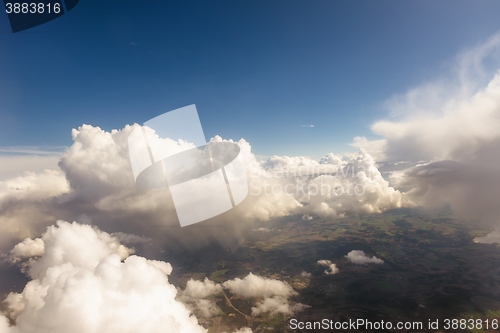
(300, 124, 314, 128)
(0, 146, 66, 156)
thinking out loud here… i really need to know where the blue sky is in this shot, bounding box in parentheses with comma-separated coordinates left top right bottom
(1, 0, 500, 158)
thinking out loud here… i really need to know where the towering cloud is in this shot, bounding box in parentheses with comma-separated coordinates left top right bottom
(345, 250, 383, 265)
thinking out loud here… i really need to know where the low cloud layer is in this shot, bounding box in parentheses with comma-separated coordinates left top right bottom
(345, 250, 384, 265)
(0, 119, 405, 332)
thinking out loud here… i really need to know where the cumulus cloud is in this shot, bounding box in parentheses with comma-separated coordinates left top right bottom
(0, 120, 405, 256)
(231, 328, 253, 333)
(0, 221, 206, 333)
(474, 227, 500, 244)
(317, 259, 331, 267)
(222, 273, 307, 317)
(352, 33, 500, 166)
(350, 137, 387, 162)
(222, 273, 296, 299)
(0, 155, 61, 181)
(371, 70, 500, 165)
(345, 250, 384, 265)
(251, 296, 308, 317)
(177, 278, 223, 318)
(300, 152, 406, 218)
(183, 278, 223, 299)
(110, 232, 153, 246)
(317, 260, 339, 275)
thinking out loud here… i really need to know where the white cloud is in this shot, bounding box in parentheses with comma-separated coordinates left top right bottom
(222, 273, 296, 299)
(10, 238, 44, 258)
(1, 221, 206, 333)
(371, 71, 500, 165)
(252, 227, 273, 232)
(0, 147, 65, 155)
(231, 328, 253, 333)
(0, 123, 404, 257)
(350, 137, 387, 162)
(317, 260, 339, 275)
(0, 169, 69, 202)
(353, 33, 500, 164)
(222, 273, 307, 317)
(350, 32, 500, 226)
(110, 232, 152, 246)
(301, 152, 406, 218)
(346, 250, 383, 265)
(251, 296, 308, 317)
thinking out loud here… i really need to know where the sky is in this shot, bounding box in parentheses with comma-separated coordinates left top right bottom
(3, 2, 500, 332)
(2, 0, 500, 159)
